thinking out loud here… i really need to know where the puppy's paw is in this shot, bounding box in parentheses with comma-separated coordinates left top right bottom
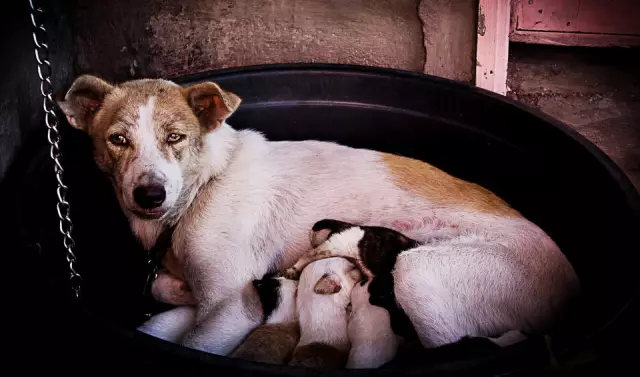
(282, 267, 301, 280)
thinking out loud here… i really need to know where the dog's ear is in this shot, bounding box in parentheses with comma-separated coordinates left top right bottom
(182, 82, 241, 131)
(56, 75, 114, 131)
(314, 272, 342, 294)
(309, 219, 355, 248)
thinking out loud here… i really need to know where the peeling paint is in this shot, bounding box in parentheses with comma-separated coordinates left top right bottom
(478, 6, 486, 36)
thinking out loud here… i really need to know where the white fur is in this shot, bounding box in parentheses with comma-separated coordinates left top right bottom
(487, 330, 528, 347)
(295, 258, 361, 351)
(137, 306, 197, 343)
(346, 280, 402, 369)
(266, 277, 299, 325)
(391, 230, 574, 348)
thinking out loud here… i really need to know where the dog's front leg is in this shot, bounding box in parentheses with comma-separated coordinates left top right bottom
(181, 280, 263, 356)
(137, 306, 197, 343)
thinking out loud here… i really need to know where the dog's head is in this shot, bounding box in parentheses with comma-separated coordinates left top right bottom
(56, 75, 241, 220)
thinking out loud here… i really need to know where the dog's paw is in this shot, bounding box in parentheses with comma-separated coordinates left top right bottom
(151, 271, 196, 306)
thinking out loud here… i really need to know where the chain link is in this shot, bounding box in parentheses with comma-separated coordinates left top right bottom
(28, 0, 82, 298)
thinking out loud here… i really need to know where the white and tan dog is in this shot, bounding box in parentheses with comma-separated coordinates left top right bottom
(56, 75, 580, 356)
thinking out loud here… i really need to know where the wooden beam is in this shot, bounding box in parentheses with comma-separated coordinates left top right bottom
(510, 30, 640, 48)
(419, 0, 478, 84)
(475, 0, 511, 95)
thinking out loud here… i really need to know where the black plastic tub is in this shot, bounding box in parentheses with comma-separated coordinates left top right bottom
(4, 64, 640, 376)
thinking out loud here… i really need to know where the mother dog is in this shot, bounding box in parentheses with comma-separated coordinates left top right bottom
(57, 75, 579, 356)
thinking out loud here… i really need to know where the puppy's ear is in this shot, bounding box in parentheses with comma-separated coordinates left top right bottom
(309, 219, 355, 248)
(313, 272, 342, 294)
(56, 75, 114, 131)
(182, 81, 241, 131)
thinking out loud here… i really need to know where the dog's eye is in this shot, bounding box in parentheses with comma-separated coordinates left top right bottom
(108, 133, 128, 146)
(167, 133, 185, 144)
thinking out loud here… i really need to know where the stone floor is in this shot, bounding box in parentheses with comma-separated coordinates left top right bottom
(506, 43, 640, 191)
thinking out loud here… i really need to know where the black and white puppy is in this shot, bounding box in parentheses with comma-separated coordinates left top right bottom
(284, 220, 529, 348)
(285, 219, 420, 281)
(284, 219, 421, 340)
(231, 273, 300, 364)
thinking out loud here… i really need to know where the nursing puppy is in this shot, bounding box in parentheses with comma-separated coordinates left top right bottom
(345, 279, 403, 369)
(285, 219, 420, 281)
(231, 273, 300, 364)
(286, 219, 422, 340)
(56, 75, 579, 356)
(289, 258, 362, 369)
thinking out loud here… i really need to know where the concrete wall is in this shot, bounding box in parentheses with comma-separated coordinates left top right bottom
(71, 0, 477, 83)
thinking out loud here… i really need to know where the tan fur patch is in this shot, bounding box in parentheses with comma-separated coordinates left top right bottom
(231, 323, 301, 364)
(382, 153, 520, 217)
(289, 342, 349, 369)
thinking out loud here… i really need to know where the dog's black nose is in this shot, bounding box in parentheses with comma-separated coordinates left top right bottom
(133, 185, 166, 209)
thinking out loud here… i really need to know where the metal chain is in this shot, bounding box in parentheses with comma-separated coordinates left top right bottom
(28, 0, 82, 298)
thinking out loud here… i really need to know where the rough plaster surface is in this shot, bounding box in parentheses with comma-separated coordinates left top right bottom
(73, 0, 426, 81)
(507, 44, 640, 191)
(419, 0, 477, 82)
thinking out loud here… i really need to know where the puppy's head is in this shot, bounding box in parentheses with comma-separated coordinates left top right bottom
(309, 258, 362, 296)
(56, 75, 241, 220)
(253, 272, 298, 323)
